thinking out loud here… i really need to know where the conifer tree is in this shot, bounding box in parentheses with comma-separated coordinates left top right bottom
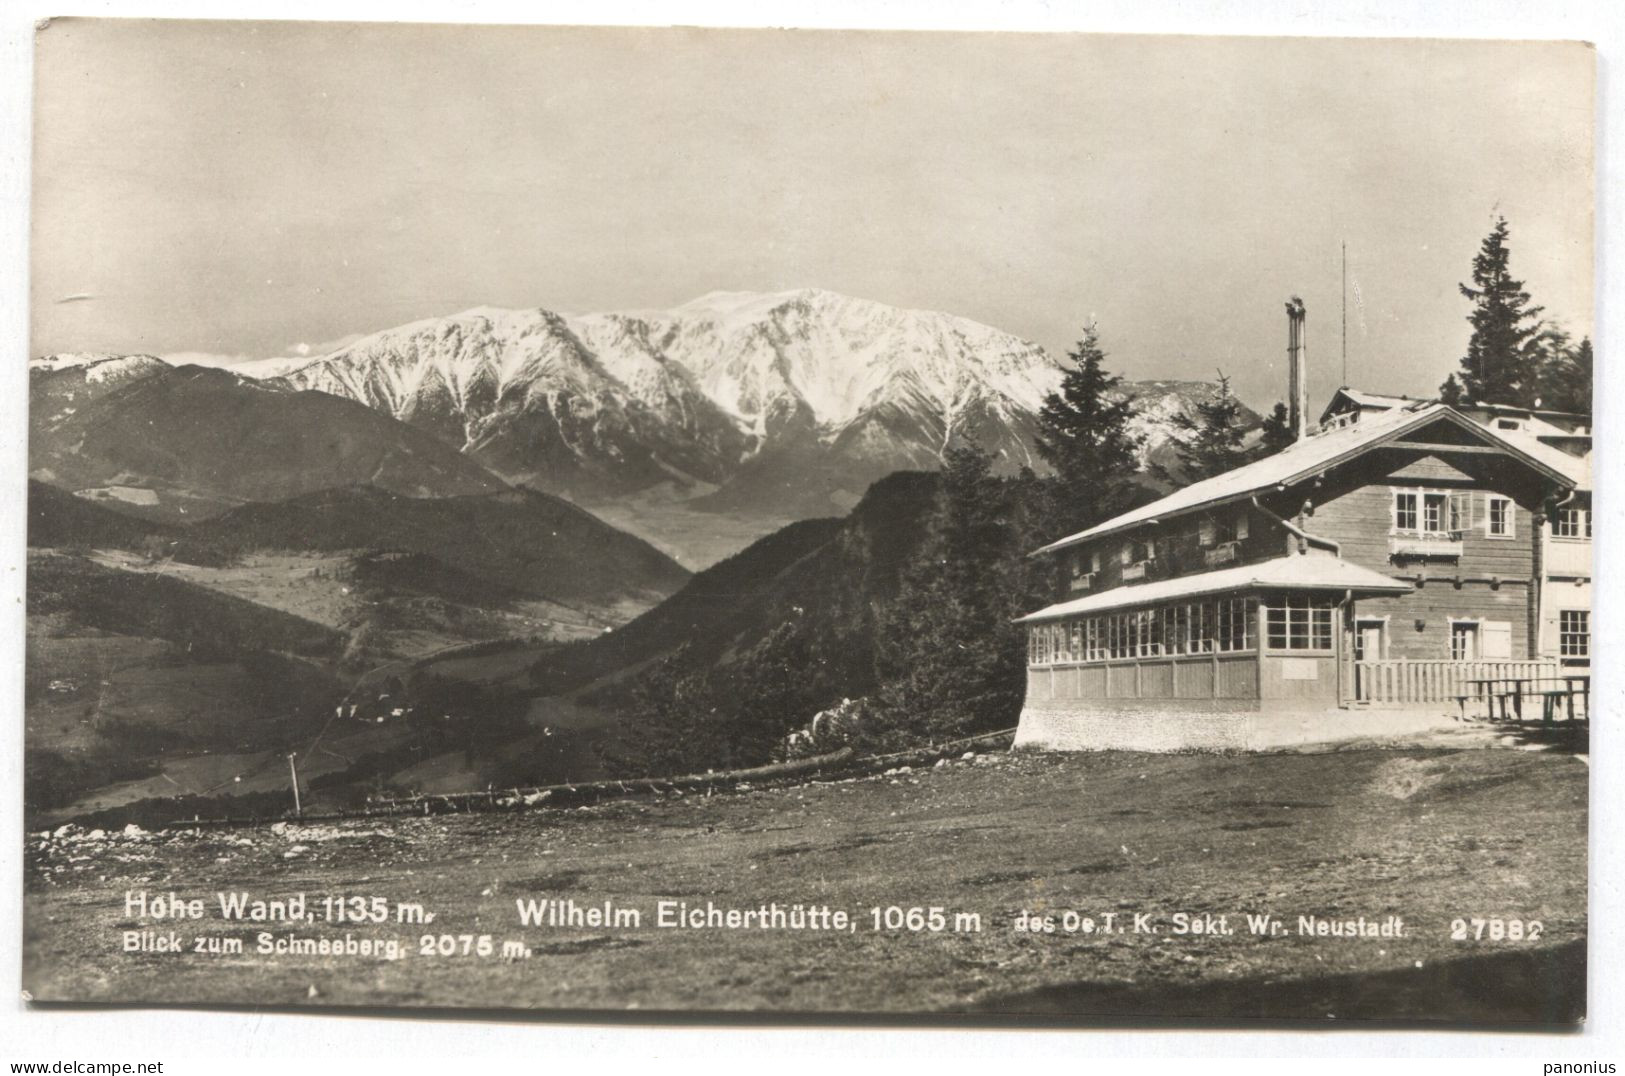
(1445, 217, 1546, 406)
(1258, 401, 1295, 457)
(875, 445, 1028, 743)
(1439, 373, 1464, 407)
(1534, 330, 1593, 416)
(1032, 324, 1144, 534)
(1166, 375, 1252, 481)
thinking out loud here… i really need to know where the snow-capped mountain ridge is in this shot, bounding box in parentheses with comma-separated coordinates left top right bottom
(267, 289, 1071, 507)
(50, 291, 1256, 521)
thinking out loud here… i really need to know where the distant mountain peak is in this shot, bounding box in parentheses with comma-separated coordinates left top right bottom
(48, 297, 1258, 529)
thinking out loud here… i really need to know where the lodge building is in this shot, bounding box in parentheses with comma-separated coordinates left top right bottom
(1014, 306, 1590, 752)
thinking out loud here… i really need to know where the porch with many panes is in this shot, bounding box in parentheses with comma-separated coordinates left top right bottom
(1026, 587, 1556, 709)
(1025, 590, 1352, 708)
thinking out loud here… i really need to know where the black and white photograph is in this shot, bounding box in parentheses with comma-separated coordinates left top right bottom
(15, 14, 1599, 1030)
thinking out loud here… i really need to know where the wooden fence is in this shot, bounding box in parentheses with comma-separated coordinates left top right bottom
(1353, 658, 1559, 705)
(165, 728, 1018, 830)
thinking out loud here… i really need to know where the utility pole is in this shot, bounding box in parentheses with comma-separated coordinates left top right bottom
(287, 753, 303, 817)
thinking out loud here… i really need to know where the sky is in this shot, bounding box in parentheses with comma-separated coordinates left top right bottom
(30, 20, 1595, 410)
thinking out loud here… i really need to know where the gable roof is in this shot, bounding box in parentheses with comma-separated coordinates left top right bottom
(1032, 402, 1576, 557)
(1482, 423, 1592, 492)
(1017, 553, 1414, 622)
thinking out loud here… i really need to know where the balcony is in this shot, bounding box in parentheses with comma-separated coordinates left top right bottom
(1390, 532, 1464, 561)
(1068, 571, 1097, 592)
(1546, 539, 1591, 579)
(1121, 561, 1151, 581)
(1204, 541, 1240, 568)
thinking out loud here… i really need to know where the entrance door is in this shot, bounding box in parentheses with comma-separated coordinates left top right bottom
(1353, 619, 1385, 702)
(1355, 620, 1385, 662)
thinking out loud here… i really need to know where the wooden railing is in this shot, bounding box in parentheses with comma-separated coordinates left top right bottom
(1353, 658, 1559, 704)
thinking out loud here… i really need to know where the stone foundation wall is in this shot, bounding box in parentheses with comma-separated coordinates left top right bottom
(1015, 696, 1457, 753)
(1014, 697, 1257, 752)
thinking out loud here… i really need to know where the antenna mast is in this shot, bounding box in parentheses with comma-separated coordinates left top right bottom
(1341, 241, 1348, 386)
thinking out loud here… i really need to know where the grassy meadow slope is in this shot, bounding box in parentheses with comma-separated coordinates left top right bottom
(179, 484, 688, 610)
(25, 552, 347, 813)
(22, 745, 1587, 1022)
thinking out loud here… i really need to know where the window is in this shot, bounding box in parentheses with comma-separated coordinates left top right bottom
(1450, 621, 1478, 661)
(1423, 493, 1444, 533)
(1449, 491, 1472, 533)
(1486, 495, 1514, 538)
(1554, 507, 1591, 540)
(1560, 610, 1590, 659)
(1496, 418, 1522, 431)
(1394, 488, 1468, 535)
(1264, 594, 1335, 651)
(1197, 518, 1216, 548)
(1235, 512, 1249, 541)
(1027, 597, 1257, 666)
(1395, 491, 1417, 532)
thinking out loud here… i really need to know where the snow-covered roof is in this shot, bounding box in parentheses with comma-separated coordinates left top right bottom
(1482, 425, 1592, 492)
(1034, 402, 1577, 557)
(1016, 554, 1414, 622)
(1318, 387, 1417, 422)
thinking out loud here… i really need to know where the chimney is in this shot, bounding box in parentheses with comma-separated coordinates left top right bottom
(1285, 296, 1308, 441)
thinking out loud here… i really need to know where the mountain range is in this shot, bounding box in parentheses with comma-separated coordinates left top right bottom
(266, 289, 1065, 516)
(33, 291, 1260, 565)
(267, 290, 1257, 521)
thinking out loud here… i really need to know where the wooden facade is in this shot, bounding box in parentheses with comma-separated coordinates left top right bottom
(1021, 408, 1576, 719)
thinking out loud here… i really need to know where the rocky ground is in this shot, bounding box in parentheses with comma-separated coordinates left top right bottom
(23, 744, 1587, 1024)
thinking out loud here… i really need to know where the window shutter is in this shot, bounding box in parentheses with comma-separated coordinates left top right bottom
(1235, 513, 1249, 541)
(1481, 621, 1512, 659)
(1450, 491, 1473, 533)
(1198, 518, 1215, 547)
(1120, 544, 1132, 566)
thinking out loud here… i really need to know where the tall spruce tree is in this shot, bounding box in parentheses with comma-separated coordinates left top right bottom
(875, 444, 1029, 744)
(1032, 324, 1144, 534)
(1446, 217, 1546, 406)
(1166, 375, 1252, 481)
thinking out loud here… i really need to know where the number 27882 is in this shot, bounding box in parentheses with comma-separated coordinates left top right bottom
(1450, 918, 1543, 942)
